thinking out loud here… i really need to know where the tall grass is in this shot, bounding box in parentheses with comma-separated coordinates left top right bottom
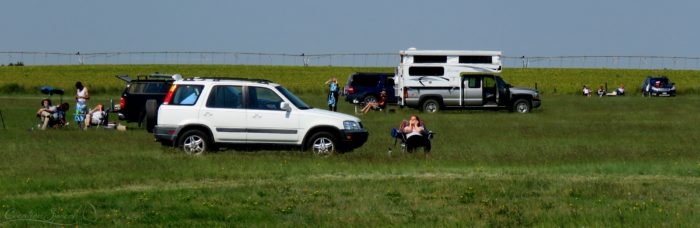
(1, 65, 699, 95)
(1, 94, 699, 226)
(0, 65, 390, 95)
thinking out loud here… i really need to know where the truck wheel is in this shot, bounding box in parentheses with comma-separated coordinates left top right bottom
(178, 129, 211, 155)
(306, 132, 337, 156)
(512, 99, 531, 113)
(422, 99, 440, 113)
(145, 99, 158, 133)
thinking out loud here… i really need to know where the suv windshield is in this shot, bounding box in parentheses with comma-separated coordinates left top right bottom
(276, 86, 311, 110)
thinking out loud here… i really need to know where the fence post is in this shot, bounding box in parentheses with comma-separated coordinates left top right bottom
(0, 109, 6, 130)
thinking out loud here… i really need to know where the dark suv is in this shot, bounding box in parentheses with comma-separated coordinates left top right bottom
(641, 76, 676, 97)
(343, 73, 397, 104)
(116, 73, 177, 132)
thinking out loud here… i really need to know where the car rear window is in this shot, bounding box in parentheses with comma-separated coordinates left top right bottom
(128, 82, 171, 94)
(170, 85, 204, 105)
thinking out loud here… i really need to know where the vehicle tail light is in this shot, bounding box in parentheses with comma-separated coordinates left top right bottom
(163, 84, 177, 105)
(346, 86, 355, 94)
(119, 97, 125, 110)
(403, 87, 408, 98)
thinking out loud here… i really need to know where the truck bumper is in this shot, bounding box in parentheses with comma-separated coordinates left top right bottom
(533, 100, 542, 108)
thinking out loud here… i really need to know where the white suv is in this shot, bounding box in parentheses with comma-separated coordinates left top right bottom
(153, 77, 368, 155)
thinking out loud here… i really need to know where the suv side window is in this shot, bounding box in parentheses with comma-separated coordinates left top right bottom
(170, 85, 204, 105)
(352, 76, 380, 87)
(128, 82, 171, 94)
(206, 85, 243, 109)
(128, 83, 145, 94)
(248, 87, 284, 110)
(145, 82, 171, 93)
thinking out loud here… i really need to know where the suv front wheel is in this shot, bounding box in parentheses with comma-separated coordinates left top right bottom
(178, 129, 211, 155)
(306, 132, 337, 156)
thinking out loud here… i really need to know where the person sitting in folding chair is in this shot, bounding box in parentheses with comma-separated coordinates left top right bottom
(36, 99, 69, 130)
(401, 115, 431, 153)
(37, 98, 58, 130)
(390, 115, 433, 154)
(360, 90, 387, 114)
(84, 104, 107, 128)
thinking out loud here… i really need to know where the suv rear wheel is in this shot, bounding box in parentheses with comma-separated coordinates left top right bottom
(306, 132, 337, 156)
(144, 99, 158, 133)
(178, 129, 211, 155)
(363, 95, 377, 104)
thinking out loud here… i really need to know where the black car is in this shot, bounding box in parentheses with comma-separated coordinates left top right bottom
(641, 76, 676, 97)
(343, 72, 397, 104)
(116, 73, 176, 132)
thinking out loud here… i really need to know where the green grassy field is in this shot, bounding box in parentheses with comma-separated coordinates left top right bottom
(2, 65, 700, 95)
(1, 89, 699, 226)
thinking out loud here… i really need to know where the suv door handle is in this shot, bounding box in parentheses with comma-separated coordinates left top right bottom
(252, 113, 262, 119)
(204, 112, 213, 117)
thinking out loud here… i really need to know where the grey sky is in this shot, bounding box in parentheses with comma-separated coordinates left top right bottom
(1, 0, 697, 57)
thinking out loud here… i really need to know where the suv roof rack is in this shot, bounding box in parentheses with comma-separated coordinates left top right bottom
(134, 72, 179, 81)
(185, 77, 272, 84)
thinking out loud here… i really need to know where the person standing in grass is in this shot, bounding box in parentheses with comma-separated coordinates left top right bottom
(325, 77, 340, 111)
(75, 81, 90, 124)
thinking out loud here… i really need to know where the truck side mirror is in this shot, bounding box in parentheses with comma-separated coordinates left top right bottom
(280, 102, 291, 111)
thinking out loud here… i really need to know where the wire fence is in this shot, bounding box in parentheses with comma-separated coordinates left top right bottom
(2, 51, 700, 70)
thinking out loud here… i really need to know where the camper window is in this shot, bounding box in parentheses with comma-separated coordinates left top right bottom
(414, 56, 447, 63)
(409, 67, 444, 76)
(459, 56, 493, 64)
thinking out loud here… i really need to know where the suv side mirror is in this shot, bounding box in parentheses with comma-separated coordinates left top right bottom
(280, 102, 291, 111)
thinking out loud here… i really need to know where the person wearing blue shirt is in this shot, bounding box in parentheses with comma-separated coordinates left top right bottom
(325, 77, 340, 112)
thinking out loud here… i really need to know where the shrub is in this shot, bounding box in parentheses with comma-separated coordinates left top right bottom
(0, 83, 24, 94)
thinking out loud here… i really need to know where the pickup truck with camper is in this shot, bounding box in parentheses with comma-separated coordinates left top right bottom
(394, 48, 541, 113)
